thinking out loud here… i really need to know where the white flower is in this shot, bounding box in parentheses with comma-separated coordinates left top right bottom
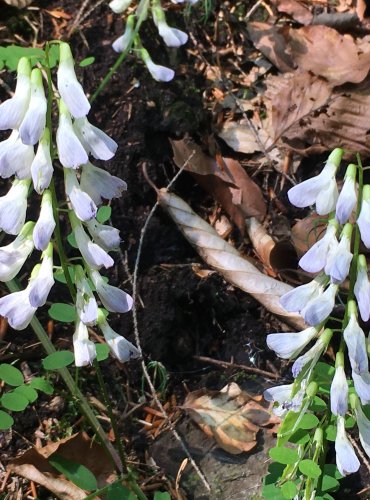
(343, 305, 368, 374)
(73, 219, 114, 269)
(354, 399, 370, 459)
(85, 219, 121, 251)
(358, 185, 370, 248)
(57, 42, 90, 119)
(64, 169, 97, 221)
(302, 283, 338, 326)
(292, 329, 332, 378)
(28, 249, 54, 307)
(335, 164, 357, 224)
(267, 327, 318, 359)
(330, 362, 348, 416)
(0, 57, 31, 130)
(152, 7, 188, 48)
(354, 255, 370, 322)
(140, 48, 175, 82)
(73, 117, 118, 161)
(335, 416, 360, 476)
(0, 180, 30, 235)
(98, 314, 140, 362)
(112, 16, 134, 53)
(280, 275, 326, 314)
(75, 266, 98, 325)
(0, 221, 35, 281)
(264, 382, 305, 417)
(264, 383, 293, 405)
(0, 130, 35, 179)
(299, 222, 338, 274)
(352, 371, 370, 405)
(33, 190, 55, 251)
(0, 288, 36, 330)
(73, 320, 96, 367)
(56, 99, 88, 169)
(109, 0, 132, 13)
(288, 148, 342, 215)
(80, 163, 127, 205)
(19, 68, 47, 145)
(91, 270, 133, 313)
(324, 225, 353, 284)
(31, 128, 54, 194)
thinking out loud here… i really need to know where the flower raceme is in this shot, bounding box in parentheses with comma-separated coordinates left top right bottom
(0, 44, 139, 367)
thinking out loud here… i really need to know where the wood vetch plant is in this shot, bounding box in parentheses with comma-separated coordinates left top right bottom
(264, 149, 370, 499)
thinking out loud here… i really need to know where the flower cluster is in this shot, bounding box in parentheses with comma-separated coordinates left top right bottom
(0, 43, 140, 367)
(110, 0, 198, 82)
(265, 148, 370, 478)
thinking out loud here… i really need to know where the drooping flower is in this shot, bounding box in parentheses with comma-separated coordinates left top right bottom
(56, 99, 88, 169)
(33, 190, 56, 251)
(264, 382, 306, 417)
(335, 416, 360, 476)
(266, 327, 318, 360)
(85, 219, 121, 251)
(109, 0, 132, 13)
(0, 57, 31, 130)
(31, 128, 54, 194)
(0, 221, 35, 282)
(57, 42, 90, 119)
(73, 319, 96, 367)
(28, 244, 55, 308)
(0, 179, 30, 235)
(0, 130, 35, 179)
(64, 169, 97, 221)
(280, 275, 327, 314)
(324, 223, 353, 284)
(75, 265, 98, 325)
(152, 2, 188, 47)
(97, 310, 140, 362)
(352, 370, 370, 405)
(91, 269, 133, 313)
(19, 68, 47, 145)
(112, 15, 135, 53)
(352, 394, 370, 459)
(354, 255, 370, 322)
(80, 162, 127, 205)
(357, 184, 370, 248)
(292, 329, 332, 378)
(140, 47, 175, 82)
(299, 220, 338, 274)
(287, 148, 342, 215)
(335, 163, 357, 224)
(301, 283, 338, 326)
(330, 353, 348, 416)
(343, 301, 368, 374)
(0, 287, 36, 330)
(73, 117, 118, 161)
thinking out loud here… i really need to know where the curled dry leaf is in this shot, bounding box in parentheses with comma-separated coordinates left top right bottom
(158, 189, 306, 330)
(182, 383, 280, 454)
(270, 0, 313, 25)
(218, 120, 273, 154)
(171, 138, 266, 232)
(291, 214, 327, 257)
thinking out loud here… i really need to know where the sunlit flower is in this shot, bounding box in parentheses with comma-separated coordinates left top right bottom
(97, 310, 140, 362)
(267, 327, 318, 359)
(353, 396, 370, 459)
(140, 48, 175, 82)
(288, 148, 342, 215)
(109, 0, 132, 13)
(0, 287, 36, 330)
(56, 99, 88, 169)
(112, 16, 135, 53)
(324, 223, 353, 284)
(57, 42, 90, 119)
(28, 245, 54, 308)
(357, 184, 370, 248)
(343, 302, 368, 374)
(19, 68, 47, 145)
(31, 128, 54, 194)
(299, 220, 338, 274)
(85, 219, 120, 251)
(152, 4, 188, 47)
(75, 266, 98, 325)
(0, 57, 31, 130)
(330, 354, 348, 416)
(302, 283, 338, 326)
(335, 163, 357, 224)
(292, 329, 332, 378)
(0, 180, 30, 235)
(352, 371, 370, 405)
(72, 215, 114, 269)
(33, 190, 56, 251)
(280, 275, 326, 314)
(80, 162, 127, 205)
(73, 320, 96, 367)
(335, 416, 360, 476)
(0, 222, 35, 282)
(354, 255, 370, 322)
(73, 117, 118, 161)
(91, 269, 133, 313)
(0, 130, 35, 179)
(64, 169, 97, 221)
(264, 382, 306, 417)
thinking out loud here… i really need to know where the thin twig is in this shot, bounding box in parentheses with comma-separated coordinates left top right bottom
(132, 153, 211, 493)
(193, 355, 279, 380)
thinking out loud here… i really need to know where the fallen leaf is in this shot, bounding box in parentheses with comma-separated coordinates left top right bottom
(158, 189, 306, 330)
(183, 383, 280, 454)
(2, 0, 32, 7)
(270, 0, 313, 25)
(218, 120, 273, 154)
(44, 9, 72, 20)
(291, 214, 327, 257)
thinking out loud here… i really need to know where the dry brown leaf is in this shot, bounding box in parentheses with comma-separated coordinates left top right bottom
(8, 433, 116, 499)
(291, 214, 327, 257)
(158, 189, 306, 330)
(45, 9, 72, 20)
(171, 138, 266, 231)
(218, 120, 273, 154)
(270, 0, 313, 24)
(183, 383, 280, 454)
(2, 0, 32, 7)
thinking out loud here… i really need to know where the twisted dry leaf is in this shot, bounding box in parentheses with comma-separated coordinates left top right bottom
(2, 0, 33, 6)
(158, 189, 306, 330)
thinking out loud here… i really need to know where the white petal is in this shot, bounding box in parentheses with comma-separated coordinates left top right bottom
(315, 178, 339, 215)
(33, 192, 55, 251)
(80, 163, 127, 205)
(73, 117, 117, 161)
(358, 199, 370, 248)
(343, 314, 368, 374)
(158, 22, 188, 47)
(335, 416, 360, 476)
(0, 223, 34, 281)
(336, 177, 357, 224)
(31, 133, 53, 194)
(352, 371, 370, 405)
(109, 0, 132, 13)
(280, 278, 324, 313)
(292, 337, 326, 378)
(0, 132, 35, 179)
(74, 224, 114, 269)
(86, 219, 121, 251)
(330, 366, 348, 416)
(0, 181, 30, 235)
(73, 321, 96, 366)
(354, 266, 370, 322)
(356, 404, 370, 459)
(299, 225, 337, 274)
(302, 284, 337, 326)
(325, 235, 353, 284)
(19, 69, 47, 145)
(145, 59, 175, 82)
(65, 169, 97, 221)
(56, 111, 88, 168)
(28, 256, 54, 307)
(0, 289, 36, 330)
(99, 317, 140, 362)
(0, 69, 30, 130)
(267, 327, 317, 359)
(288, 173, 329, 208)
(263, 383, 293, 404)
(91, 270, 133, 312)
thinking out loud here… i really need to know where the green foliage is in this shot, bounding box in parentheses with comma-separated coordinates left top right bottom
(153, 492, 171, 500)
(281, 481, 297, 499)
(269, 446, 299, 465)
(95, 344, 110, 362)
(30, 377, 54, 394)
(48, 303, 76, 322)
(97, 205, 112, 223)
(106, 483, 137, 499)
(48, 454, 97, 491)
(54, 266, 76, 284)
(79, 56, 95, 67)
(0, 363, 24, 386)
(0, 410, 14, 430)
(299, 459, 322, 479)
(0, 44, 59, 71)
(67, 232, 78, 249)
(43, 351, 75, 370)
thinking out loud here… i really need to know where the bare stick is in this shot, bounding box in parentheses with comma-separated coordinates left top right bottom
(193, 355, 279, 380)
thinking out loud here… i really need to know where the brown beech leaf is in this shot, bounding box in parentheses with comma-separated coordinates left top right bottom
(171, 138, 266, 232)
(270, 0, 313, 24)
(218, 120, 273, 154)
(291, 214, 327, 257)
(183, 383, 280, 454)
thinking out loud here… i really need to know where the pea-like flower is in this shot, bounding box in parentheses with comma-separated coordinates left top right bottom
(112, 16, 135, 53)
(31, 129, 54, 194)
(343, 301, 368, 374)
(97, 310, 140, 362)
(73, 320, 96, 367)
(0, 179, 30, 235)
(73, 117, 118, 161)
(140, 48, 175, 82)
(75, 266, 98, 325)
(28, 245, 55, 308)
(152, 2, 188, 48)
(354, 255, 370, 322)
(0, 57, 31, 130)
(292, 329, 332, 378)
(324, 223, 353, 284)
(330, 353, 348, 416)
(335, 163, 357, 224)
(266, 327, 318, 360)
(33, 190, 56, 251)
(19, 68, 47, 145)
(280, 275, 327, 314)
(0, 287, 37, 330)
(357, 184, 370, 248)
(85, 219, 121, 251)
(352, 395, 370, 459)
(56, 100, 88, 169)
(109, 0, 132, 14)
(0, 130, 35, 179)
(288, 148, 342, 215)
(0, 222, 35, 282)
(352, 371, 370, 405)
(301, 283, 338, 326)
(299, 220, 338, 274)
(80, 163, 127, 205)
(91, 270, 133, 313)
(64, 169, 97, 221)
(335, 416, 360, 476)
(264, 382, 305, 417)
